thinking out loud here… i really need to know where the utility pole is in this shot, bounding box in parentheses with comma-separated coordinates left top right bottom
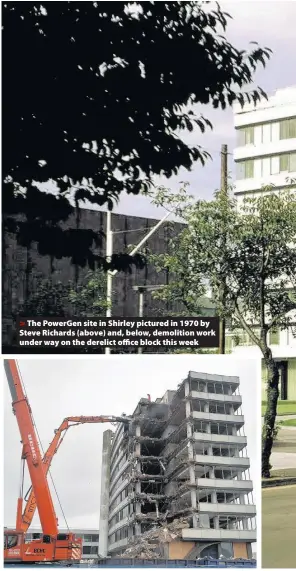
(104, 210, 173, 355)
(105, 211, 112, 355)
(219, 144, 228, 354)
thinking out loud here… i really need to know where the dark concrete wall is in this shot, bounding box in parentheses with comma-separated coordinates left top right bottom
(2, 208, 184, 347)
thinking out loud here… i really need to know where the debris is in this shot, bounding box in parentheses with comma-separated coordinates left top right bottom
(119, 518, 190, 559)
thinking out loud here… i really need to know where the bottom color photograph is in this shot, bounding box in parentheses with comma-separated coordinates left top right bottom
(4, 356, 259, 567)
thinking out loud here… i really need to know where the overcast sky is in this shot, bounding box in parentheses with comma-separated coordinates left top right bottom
(4, 355, 260, 531)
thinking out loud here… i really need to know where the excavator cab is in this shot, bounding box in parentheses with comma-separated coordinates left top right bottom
(4, 530, 24, 562)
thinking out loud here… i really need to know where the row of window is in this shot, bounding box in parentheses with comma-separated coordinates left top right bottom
(198, 467, 248, 480)
(24, 533, 99, 543)
(207, 516, 256, 531)
(193, 420, 242, 436)
(109, 503, 134, 530)
(109, 525, 129, 545)
(83, 546, 98, 555)
(110, 425, 124, 468)
(111, 452, 128, 479)
(190, 380, 238, 396)
(237, 152, 296, 180)
(109, 486, 129, 514)
(192, 402, 237, 415)
(226, 328, 280, 350)
(110, 466, 130, 496)
(237, 118, 296, 146)
(198, 491, 250, 504)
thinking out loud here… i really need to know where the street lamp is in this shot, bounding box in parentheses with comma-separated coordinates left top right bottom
(132, 284, 166, 354)
(105, 210, 173, 354)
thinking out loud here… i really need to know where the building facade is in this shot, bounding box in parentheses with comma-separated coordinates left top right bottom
(99, 372, 256, 560)
(2, 210, 184, 351)
(230, 86, 296, 401)
(24, 528, 99, 559)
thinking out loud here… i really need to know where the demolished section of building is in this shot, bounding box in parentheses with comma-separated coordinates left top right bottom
(99, 372, 256, 560)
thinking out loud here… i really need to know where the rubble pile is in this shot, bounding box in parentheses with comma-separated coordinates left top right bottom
(119, 518, 190, 559)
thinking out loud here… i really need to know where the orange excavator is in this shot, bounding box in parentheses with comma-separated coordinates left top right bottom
(4, 359, 130, 564)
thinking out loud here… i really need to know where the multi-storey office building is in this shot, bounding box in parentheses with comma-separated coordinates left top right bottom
(99, 372, 256, 560)
(229, 86, 296, 400)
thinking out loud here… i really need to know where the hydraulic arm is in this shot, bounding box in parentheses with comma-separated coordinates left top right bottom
(4, 360, 58, 536)
(18, 415, 130, 532)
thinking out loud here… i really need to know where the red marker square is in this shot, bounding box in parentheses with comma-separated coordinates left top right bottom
(20, 321, 26, 327)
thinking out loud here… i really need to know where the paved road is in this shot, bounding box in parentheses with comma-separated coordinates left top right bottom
(271, 451, 296, 469)
(263, 484, 296, 568)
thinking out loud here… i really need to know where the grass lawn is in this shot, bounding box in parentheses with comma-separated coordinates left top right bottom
(261, 400, 296, 416)
(270, 468, 296, 478)
(262, 485, 296, 568)
(281, 418, 296, 427)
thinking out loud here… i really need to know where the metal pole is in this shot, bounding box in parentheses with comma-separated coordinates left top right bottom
(105, 211, 112, 355)
(219, 144, 228, 355)
(110, 209, 172, 278)
(138, 289, 144, 354)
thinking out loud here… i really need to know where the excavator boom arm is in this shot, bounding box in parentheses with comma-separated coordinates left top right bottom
(4, 360, 58, 536)
(19, 414, 130, 531)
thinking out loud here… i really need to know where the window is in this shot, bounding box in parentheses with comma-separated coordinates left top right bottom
(83, 546, 98, 555)
(83, 534, 98, 543)
(237, 160, 254, 180)
(269, 328, 280, 345)
(220, 542, 234, 558)
(237, 127, 254, 146)
(280, 152, 296, 172)
(280, 118, 296, 140)
(5, 535, 18, 549)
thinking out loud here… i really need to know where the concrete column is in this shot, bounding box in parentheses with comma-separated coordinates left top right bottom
(99, 429, 113, 557)
(135, 425, 141, 536)
(184, 380, 190, 398)
(135, 424, 141, 456)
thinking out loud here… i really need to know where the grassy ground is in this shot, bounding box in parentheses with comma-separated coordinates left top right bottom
(270, 468, 296, 478)
(281, 418, 296, 427)
(261, 401, 296, 416)
(262, 485, 296, 568)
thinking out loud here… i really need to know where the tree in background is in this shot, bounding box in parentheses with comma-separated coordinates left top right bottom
(150, 188, 296, 477)
(19, 271, 108, 318)
(68, 269, 108, 316)
(3, 1, 271, 268)
(20, 279, 70, 317)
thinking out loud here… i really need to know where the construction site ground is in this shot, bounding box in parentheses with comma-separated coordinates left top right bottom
(262, 484, 296, 568)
